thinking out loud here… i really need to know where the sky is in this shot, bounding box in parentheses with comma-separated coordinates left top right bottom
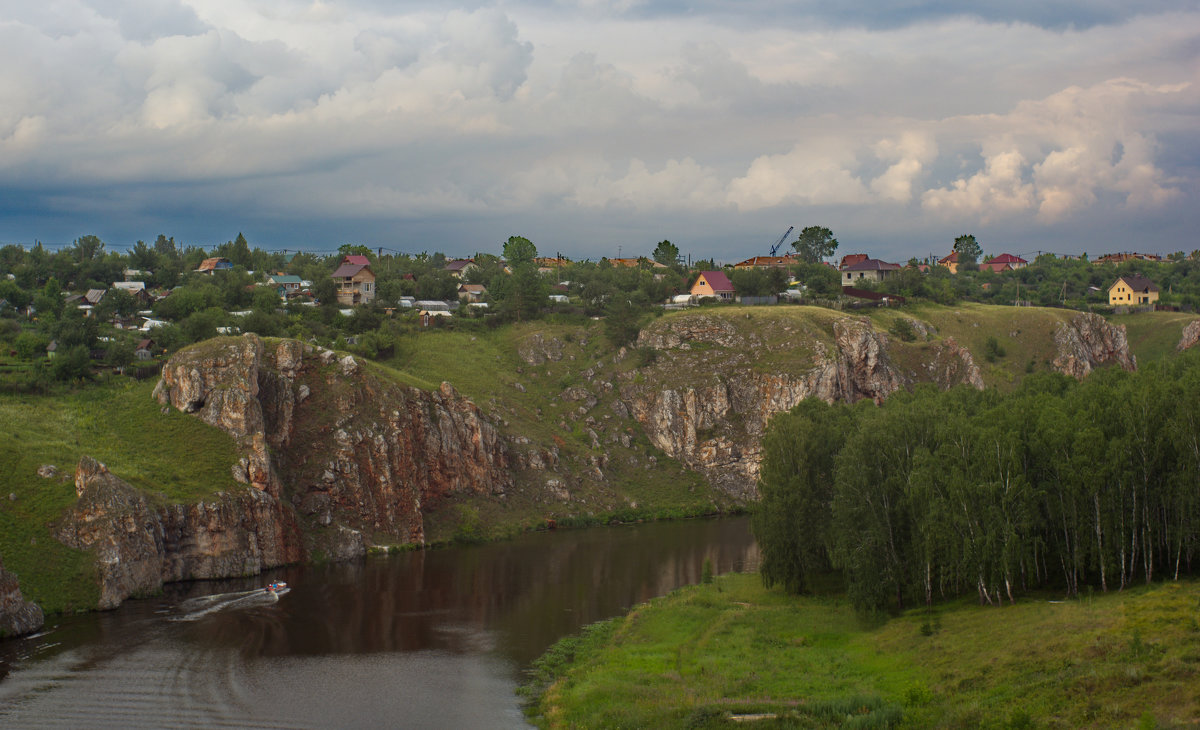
(1, 1, 1199, 263)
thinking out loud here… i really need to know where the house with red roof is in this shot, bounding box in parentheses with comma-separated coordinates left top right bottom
(838, 253, 869, 270)
(690, 270, 736, 300)
(978, 253, 1028, 273)
(937, 251, 960, 274)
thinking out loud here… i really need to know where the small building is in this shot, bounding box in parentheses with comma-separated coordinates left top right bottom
(444, 259, 476, 279)
(1108, 275, 1160, 306)
(84, 288, 106, 306)
(196, 257, 233, 273)
(987, 253, 1028, 270)
(690, 270, 736, 300)
(331, 256, 376, 305)
(842, 259, 902, 284)
(135, 339, 156, 360)
(732, 255, 799, 270)
(267, 274, 304, 299)
(457, 283, 487, 303)
(111, 281, 152, 304)
(937, 251, 960, 274)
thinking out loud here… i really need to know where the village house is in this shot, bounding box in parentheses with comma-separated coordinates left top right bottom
(195, 257, 233, 274)
(135, 339, 156, 361)
(937, 251, 960, 274)
(331, 255, 376, 305)
(458, 283, 487, 303)
(1097, 252, 1162, 265)
(732, 254, 799, 270)
(111, 281, 152, 305)
(266, 273, 303, 299)
(1108, 275, 1159, 306)
(444, 259, 476, 279)
(987, 253, 1028, 270)
(842, 258, 902, 284)
(690, 270, 736, 300)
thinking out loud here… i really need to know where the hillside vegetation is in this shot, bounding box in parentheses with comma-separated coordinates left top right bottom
(524, 573, 1200, 729)
(0, 379, 242, 613)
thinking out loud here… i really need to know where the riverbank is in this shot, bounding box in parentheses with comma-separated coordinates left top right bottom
(522, 573, 1200, 728)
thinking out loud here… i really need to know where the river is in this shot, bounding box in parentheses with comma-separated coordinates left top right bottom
(0, 516, 758, 728)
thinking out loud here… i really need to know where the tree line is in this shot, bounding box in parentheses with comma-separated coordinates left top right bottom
(753, 354, 1200, 612)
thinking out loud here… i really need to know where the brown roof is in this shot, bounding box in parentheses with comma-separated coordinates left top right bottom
(332, 262, 370, 278)
(844, 258, 902, 272)
(1114, 275, 1159, 293)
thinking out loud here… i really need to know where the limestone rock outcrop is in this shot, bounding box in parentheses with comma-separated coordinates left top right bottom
(928, 336, 986, 390)
(0, 556, 43, 638)
(1053, 312, 1136, 378)
(55, 456, 302, 610)
(625, 315, 910, 499)
(1178, 320, 1200, 352)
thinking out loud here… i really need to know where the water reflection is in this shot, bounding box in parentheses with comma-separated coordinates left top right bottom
(0, 517, 757, 728)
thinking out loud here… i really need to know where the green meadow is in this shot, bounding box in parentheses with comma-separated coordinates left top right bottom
(524, 573, 1200, 729)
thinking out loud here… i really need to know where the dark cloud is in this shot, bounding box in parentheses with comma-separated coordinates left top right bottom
(568, 0, 1199, 31)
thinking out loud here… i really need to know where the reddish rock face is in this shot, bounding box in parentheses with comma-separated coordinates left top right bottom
(156, 334, 511, 548)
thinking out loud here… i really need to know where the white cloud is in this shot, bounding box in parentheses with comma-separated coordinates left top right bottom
(728, 140, 871, 210)
(870, 131, 937, 202)
(922, 77, 1189, 222)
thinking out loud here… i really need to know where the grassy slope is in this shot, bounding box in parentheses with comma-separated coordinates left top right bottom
(387, 321, 723, 542)
(1110, 310, 1198, 363)
(0, 379, 242, 614)
(528, 573, 1200, 729)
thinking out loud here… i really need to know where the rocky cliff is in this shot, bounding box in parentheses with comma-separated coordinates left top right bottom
(155, 335, 511, 550)
(621, 314, 971, 498)
(0, 556, 43, 638)
(55, 456, 303, 609)
(1053, 312, 1137, 378)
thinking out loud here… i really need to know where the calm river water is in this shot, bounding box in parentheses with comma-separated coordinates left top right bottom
(0, 517, 758, 728)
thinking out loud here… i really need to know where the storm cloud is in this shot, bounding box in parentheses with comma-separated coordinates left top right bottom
(1, 0, 1197, 260)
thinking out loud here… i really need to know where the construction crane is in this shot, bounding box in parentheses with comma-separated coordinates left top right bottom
(768, 226, 794, 257)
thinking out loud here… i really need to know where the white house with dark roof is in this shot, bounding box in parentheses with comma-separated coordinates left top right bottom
(841, 258, 901, 284)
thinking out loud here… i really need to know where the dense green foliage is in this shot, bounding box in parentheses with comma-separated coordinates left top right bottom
(755, 352, 1200, 612)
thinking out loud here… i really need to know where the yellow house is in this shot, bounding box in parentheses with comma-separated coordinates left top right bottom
(1108, 275, 1159, 306)
(690, 270, 735, 300)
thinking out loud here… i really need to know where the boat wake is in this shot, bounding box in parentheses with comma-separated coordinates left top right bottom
(171, 587, 290, 622)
